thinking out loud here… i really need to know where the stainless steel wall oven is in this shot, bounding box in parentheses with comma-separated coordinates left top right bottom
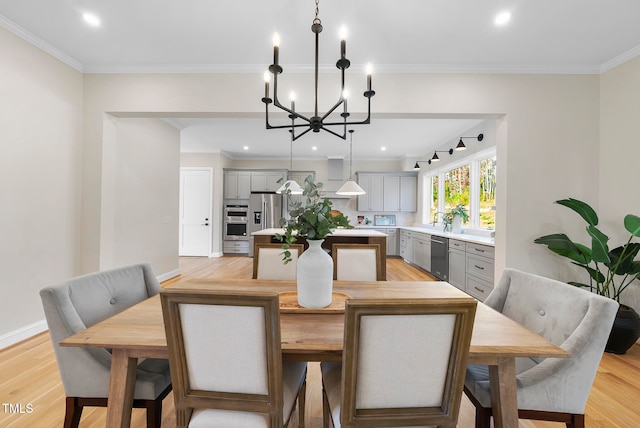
(224, 204, 249, 240)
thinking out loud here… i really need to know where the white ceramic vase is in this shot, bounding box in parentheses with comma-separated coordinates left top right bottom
(452, 215, 462, 234)
(296, 239, 333, 308)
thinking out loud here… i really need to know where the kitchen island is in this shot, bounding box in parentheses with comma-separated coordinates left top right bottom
(252, 228, 388, 280)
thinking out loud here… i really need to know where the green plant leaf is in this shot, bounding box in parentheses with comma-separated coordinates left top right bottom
(556, 198, 598, 226)
(608, 243, 640, 275)
(624, 214, 640, 237)
(586, 225, 610, 263)
(568, 281, 592, 288)
(534, 233, 590, 263)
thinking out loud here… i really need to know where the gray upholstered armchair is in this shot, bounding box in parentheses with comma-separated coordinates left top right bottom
(464, 268, 619, 428)
(40, 263, 172, 428)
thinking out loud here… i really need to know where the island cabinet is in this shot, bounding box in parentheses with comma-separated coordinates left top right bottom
(357, 172, 417, 212)
(448, 238, 495, 301)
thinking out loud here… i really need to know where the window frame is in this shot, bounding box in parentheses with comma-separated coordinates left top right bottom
(422, 147, 496, 230)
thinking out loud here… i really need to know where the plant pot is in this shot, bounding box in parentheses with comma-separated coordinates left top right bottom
(296, 239, 333, 308)
(605, 305, 640, 355)
(452, 215, 462, 234)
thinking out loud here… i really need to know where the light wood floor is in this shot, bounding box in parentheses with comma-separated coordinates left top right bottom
(1, 256, 639, 427)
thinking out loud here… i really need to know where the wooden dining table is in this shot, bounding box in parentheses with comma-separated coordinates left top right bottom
(60, 279, 569, 428)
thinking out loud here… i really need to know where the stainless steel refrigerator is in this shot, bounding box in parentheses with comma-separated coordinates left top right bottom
(248, 192, 284, 257)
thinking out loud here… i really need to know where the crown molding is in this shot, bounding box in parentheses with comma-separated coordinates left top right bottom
(0, 14, 83, 72)
(600, 44, 640, 73)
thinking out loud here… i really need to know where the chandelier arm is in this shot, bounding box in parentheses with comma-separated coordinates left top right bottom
(319, 99, 346, 121)
(267, 122, 315, 130)
(269, 99, 312, 124)
(317, 126, 347, 140)
(292, 127, 315, 141)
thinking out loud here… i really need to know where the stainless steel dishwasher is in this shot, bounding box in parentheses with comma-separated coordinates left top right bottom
(430, 236, 449, 281)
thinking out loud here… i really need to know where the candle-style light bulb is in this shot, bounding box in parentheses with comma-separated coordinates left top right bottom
(290, 91, 296, 110)
(342, 89, 349, 113)
(272, 32, 280, 66)
(366, 63, 373, 91)
(339, 26, 347, 59)
(263, 71, 270, 98)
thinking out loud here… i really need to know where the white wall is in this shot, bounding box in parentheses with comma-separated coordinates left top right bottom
(0, 28, 83, 341)
(600, 56, 640, 311)
(81, 72, 600, 284)
(100, 117, 180, 275)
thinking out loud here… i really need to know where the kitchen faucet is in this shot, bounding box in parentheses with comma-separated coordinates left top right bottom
(432, 211, 445, 226)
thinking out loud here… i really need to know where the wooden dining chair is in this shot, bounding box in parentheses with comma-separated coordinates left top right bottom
(321, 297, 477, 428)
(464, 268, 619, 428)
(331, 243, 382, 281)
(161, 289, 307, 428)
(253, 243, 304, 280)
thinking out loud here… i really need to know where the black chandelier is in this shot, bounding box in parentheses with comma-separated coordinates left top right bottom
(261, 0, 375, 141)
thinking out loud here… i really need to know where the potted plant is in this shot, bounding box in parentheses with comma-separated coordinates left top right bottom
(534, 197, 640, 354)
(443, 204, 469, 233)
(275, 175, 352, 308)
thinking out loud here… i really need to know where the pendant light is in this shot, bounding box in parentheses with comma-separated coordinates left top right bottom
(276, 128, 303, 195)
(336, 130, 366, 195)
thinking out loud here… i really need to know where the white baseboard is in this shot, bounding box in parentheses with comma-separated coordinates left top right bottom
(157, 268, 181, 283)
(210, 252, 223, 258)
(0, 320, 48, 350)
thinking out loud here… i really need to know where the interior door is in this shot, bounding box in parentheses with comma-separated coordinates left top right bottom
(179, 168, 212, 256)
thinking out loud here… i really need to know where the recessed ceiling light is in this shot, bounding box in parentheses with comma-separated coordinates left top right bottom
(243, 146, 249, 150)
(494, 11, 512, 26)
(82, 12, 101, 27)
(312, 146, 317, 151)
(381, 147, 386, 151)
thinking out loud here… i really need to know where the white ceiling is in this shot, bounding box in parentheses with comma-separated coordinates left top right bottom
(2, 0, 639, 159)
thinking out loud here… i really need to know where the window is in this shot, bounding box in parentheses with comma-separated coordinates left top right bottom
(423, 148, 496, 230)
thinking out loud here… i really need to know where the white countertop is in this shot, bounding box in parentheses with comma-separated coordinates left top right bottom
(355, 225, 495, 246)
(252, 228, 387, 237)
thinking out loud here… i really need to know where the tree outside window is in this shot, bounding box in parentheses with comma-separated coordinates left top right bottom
(479, 157, 496, 229)
(444, 165, 470, 225)
(430, 176, 439, 223)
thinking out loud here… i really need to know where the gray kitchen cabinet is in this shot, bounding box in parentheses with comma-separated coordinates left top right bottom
(250, 171, 286, 192)
(383, 176, 400, 211)
(399, 175, 417, 211)
(383, 228, 399, 256)
(357, 174, 384, 211)
(224, 170, 251, 200)
(464, 242, 495, 301)
(448, 239, 466, 291)
(400, 229, 413, 263)
(357, 172, 417, 212)
(412, 232, 431, 272)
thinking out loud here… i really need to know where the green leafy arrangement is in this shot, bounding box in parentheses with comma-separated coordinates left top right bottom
(275, 175, 352, 263)
(534, 198, 640, 303)
(443, 204, 469, 231)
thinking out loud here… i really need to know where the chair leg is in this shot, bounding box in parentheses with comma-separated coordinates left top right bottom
(567, 414, 585, 428)
(146, 398, 163, 428)
(64, 397, 83, 428)
(322, 386, 332, 428)
(298, 380, 306, 428)
(475, 406, 492, 428)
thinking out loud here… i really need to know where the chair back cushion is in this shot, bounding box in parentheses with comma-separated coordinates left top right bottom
(341, 298, 476, 427)
(332, 244, 381, 281)
(39, 263, 162, 397)
(255, 244, 303, 280)
(161, 289, 288, 426)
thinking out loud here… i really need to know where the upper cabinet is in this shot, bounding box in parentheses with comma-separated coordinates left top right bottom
(250, 171, 286, 192)
(224, 169, 296, 200)
(224, 171, 251, 199)
(357, 172, 417, 212)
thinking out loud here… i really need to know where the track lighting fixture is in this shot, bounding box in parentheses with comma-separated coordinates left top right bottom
(414, 133, 484, 169)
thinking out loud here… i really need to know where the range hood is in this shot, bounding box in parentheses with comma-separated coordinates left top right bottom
(320, 158, 353, 199)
